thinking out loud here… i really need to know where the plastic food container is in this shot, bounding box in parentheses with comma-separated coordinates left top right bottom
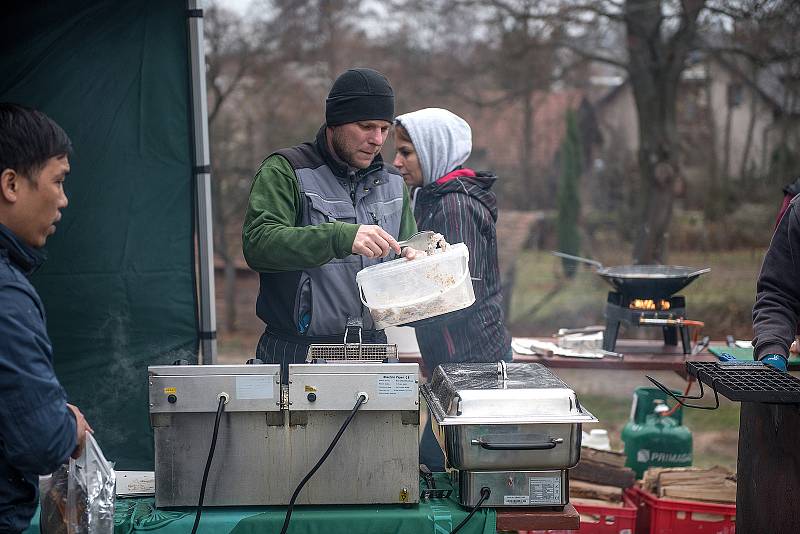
(356, 242, 475, 329)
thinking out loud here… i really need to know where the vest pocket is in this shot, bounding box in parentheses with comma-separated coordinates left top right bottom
(366, 197, 402, 236)
(306, 193, 356, 224)
(294, 272, 312, 335)
(305, 259, 363, 336)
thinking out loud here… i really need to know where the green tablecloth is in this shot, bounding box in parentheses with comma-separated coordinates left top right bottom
(26, 474, 495, 534)
(708, 345, 754, 360)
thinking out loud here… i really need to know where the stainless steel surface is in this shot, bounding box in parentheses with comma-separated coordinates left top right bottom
(153, 410, 419, 506)
(150, 363, 420, 506)
(551, 251, 710, 297)
(423, 363, 597, 425)
(552, 252, 710, 279)
(551, 251, 603, 269)
(421, 363, 595, 470)
(149, 365, 280, 413)
(456, 470, 568, 507)
(397, 230, 435, 250)
(602, 265, 711, 279)
(188, 0, 217, 363)
(430, 417, 582, 470)
(289, 363, 418, 411)
(149, 365, 279, 376)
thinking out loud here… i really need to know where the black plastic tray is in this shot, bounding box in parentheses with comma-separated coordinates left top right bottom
(686, 361, 800, 404)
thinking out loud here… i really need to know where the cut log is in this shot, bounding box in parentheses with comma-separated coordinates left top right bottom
(570, 497, 625, 508)
(570, 480, 623, 502)
(579, 447, 627, 468)
(571, 459, 636, 488)
(641, 466, 737, 504)
(661, 482, 737, 503)
(657, 465, 731, 486)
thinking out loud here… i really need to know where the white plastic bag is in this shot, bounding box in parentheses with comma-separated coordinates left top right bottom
(40, 467, 69, 534)
(66, 432, 116, 534)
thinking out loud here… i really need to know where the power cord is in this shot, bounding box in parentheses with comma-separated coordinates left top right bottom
(451, 487, 491, 534)
(191, 394, 227, 534)
(279, 394, 368, 534)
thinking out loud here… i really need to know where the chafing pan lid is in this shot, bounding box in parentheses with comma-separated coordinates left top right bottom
(422, 362, 597, 425)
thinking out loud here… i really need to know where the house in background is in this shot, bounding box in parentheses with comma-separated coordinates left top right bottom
(590, 52, 800, 215)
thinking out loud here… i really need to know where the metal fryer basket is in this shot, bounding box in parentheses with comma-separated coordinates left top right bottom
(306, 343, 397, 362)
(305, 317, 398, 362)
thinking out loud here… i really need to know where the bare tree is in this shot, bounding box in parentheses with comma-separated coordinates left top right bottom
(205, 2, 275, 332)
(429, 0, 705, 263)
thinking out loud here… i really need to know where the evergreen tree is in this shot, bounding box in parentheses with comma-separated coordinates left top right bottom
(557, 110, 582, 277)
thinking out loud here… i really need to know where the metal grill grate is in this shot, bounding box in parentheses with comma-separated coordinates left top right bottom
(687, 361, 800, 403)
(306, 343, 398, 362)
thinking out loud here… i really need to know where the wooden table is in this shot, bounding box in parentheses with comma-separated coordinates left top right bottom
(496, 503, 579, 531)
(400, 338, 800, 376)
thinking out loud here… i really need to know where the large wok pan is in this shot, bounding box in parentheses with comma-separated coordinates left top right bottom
(553, 252, 710, 298)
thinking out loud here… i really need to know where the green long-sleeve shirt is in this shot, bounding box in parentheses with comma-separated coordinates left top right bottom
(243, 154, 417, 273)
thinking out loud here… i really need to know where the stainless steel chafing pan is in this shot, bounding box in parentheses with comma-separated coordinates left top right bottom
(421, 362, 597, 470)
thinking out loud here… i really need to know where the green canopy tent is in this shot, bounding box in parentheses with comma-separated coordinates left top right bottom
(0, 0, 217, 469)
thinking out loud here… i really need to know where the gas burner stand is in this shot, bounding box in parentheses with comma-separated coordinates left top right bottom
(603, 292, 691, 354)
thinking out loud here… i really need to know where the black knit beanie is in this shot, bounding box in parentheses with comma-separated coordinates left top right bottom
(325, 68, 394, 126)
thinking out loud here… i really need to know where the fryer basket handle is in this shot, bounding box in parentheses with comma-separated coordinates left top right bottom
(471, 437, 564, 450)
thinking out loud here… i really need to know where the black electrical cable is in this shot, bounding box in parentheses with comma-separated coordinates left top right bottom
(191, 395, 226, 534)
(451, 487, 491, 534)
(279, 394, 367, 534)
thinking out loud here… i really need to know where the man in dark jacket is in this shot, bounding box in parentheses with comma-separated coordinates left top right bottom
(393, 107, 511, 372)
(753, 192, 800, 372)
(0, 103, 92, 533)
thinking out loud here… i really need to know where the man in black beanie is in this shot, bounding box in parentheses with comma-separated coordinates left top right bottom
(242, 68, 418, 382)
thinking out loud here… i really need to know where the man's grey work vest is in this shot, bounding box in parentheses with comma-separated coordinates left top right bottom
(255, 137, 405, 341)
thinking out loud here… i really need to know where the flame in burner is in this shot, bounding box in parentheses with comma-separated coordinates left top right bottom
(629, 299, 671, 310)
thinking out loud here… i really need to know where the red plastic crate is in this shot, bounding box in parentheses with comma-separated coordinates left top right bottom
(525, 492, 637, 534)
(626, 486, 736, 534)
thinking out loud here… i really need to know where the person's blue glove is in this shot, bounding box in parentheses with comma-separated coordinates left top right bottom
(759, 354, 788, 372)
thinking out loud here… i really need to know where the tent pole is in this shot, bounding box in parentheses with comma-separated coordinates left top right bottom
(187, 0, 217, 364)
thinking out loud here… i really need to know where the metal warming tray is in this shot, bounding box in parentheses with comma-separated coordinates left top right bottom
(421, 362, 597, 470)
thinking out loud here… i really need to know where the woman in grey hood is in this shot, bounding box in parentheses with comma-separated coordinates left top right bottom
(394, 108, 512, 469)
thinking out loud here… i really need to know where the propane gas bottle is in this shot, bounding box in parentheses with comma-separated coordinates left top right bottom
(621, 387, 693, 478)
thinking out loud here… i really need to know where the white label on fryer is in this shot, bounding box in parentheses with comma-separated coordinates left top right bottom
(529, 474, 562, 504)
(377, 374, 415, 396)
(504, 495, 530, 505)
(235, 376, 274, 399)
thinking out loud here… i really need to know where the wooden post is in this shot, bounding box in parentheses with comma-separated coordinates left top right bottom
(737, 402, 800, 531)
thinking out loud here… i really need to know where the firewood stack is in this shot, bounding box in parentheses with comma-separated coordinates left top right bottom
(642, 466, 737, 503)
(569, 448, 637, 504)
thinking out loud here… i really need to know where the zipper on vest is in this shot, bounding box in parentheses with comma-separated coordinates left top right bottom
(348, 171, 357, 205)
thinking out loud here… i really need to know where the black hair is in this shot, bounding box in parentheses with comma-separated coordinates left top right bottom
(0, 103, 72, 180)
(394, 121, 412, 143)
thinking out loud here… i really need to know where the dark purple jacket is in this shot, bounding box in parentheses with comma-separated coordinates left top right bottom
(411, 169, 511, 372)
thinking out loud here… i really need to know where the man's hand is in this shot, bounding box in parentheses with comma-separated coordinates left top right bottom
(401, 247, 424, 261)
(67, 403, 94, 459)
(352, 225, 401, 258)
